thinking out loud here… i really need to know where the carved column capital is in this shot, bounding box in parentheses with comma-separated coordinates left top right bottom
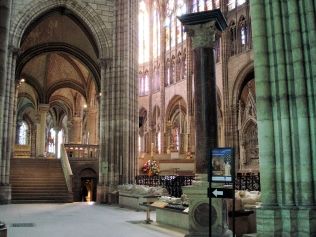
(185, 21, 218, 49)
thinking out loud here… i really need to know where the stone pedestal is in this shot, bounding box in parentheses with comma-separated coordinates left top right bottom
(183, 175, 230, 237)
(0, 185, 11, 204)
(182, 178, 209, 237)
(96, 184, 107, 203)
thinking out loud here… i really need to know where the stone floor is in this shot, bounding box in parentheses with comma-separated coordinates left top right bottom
(0, 202, 186, 237)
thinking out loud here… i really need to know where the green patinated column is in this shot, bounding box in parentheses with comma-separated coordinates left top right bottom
(251, 0, 316, 236)
(250, 0, 277, 206)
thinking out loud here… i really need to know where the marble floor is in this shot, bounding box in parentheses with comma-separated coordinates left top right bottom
(0, 202, 186, 237)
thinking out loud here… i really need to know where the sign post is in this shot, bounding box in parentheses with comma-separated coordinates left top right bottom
(209, 148, 235, 237)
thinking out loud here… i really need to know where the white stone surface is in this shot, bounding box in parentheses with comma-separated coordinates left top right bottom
(0, 202, 185, 237)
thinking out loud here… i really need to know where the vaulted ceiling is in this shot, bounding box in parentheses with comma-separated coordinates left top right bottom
(16, 7, 100, 129)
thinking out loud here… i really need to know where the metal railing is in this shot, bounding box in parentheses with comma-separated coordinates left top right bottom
(135, 175, 194, 197)
(235, 172, 260, 191)
(135, 172, 260, 197)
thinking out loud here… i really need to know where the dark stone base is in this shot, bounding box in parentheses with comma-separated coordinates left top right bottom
(96, 184, 108, 204)
(0, 185, 11, 204)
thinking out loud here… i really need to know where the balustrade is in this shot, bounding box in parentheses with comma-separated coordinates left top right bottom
(64, 144, 99, 159)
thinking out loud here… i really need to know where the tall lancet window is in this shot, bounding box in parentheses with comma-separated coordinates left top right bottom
(176, 0, 186, 44)
(153, 1, 160, 59)
(139, 1, 149, 63)
(17, 121, 29, 145)
(48, 128, 56, 153)
(166, 0, 175, 50)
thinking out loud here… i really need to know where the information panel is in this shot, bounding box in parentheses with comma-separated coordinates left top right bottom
(210, 148, 234, 183)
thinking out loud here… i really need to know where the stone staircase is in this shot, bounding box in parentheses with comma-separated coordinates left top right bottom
(10, 158, 73, 203)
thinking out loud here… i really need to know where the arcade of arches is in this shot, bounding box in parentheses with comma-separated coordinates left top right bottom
(0, 0, 316, 236)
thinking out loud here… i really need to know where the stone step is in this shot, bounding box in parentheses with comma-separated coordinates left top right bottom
(11, 199, 72, 204)
(12, 193, 72, 197)
(10, 158, 73, 203)
(11, 177, 64, 180)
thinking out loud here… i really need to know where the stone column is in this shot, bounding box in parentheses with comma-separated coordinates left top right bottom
(0, 0, 11, 204)
(86, 108, 98, 144)
(97, 58, 108, 203)
(178, 9, 227, 237)
(66, 120, 73, 143)
(70, 116, 82, 144)
(54, 127, 61, 158)
(35, 104, 49, 158)
(148, 2, 154, 152)
(159, 3, 166, 154)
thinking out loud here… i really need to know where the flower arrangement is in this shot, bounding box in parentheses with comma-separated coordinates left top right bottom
(142, 160, 160, 176)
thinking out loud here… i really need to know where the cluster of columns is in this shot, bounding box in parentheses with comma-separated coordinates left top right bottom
(97, 0, 138, 203)
(251, 0, 316, 235)
(0, 0, 12, 203)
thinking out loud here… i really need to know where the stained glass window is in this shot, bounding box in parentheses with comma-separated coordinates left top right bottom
(57, 129, 63, 158)
(176, 0, 186, 44)
(206, 0, 212, 10)
(139, 1, 149, 63)
(48, 128, 56, 153)
(192, 0, 198, 12)
(18, 121, 29, 145)
(153, 1, 160, 58)
(228, 0, 246, 10)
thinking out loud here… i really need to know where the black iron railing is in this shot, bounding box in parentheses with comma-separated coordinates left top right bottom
(135, 173, 260, 197)
(135, 175, 194, 197)
(235, 173, 260, 191)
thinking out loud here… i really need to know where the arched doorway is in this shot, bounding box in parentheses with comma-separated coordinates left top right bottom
(79, 168, 97, 202)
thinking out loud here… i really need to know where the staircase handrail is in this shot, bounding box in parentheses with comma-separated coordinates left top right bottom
(60, 144, 73, 192)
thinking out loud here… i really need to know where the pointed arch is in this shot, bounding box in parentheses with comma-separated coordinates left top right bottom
(231, 61, 255, 105)
(10, 0, 110, 58)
